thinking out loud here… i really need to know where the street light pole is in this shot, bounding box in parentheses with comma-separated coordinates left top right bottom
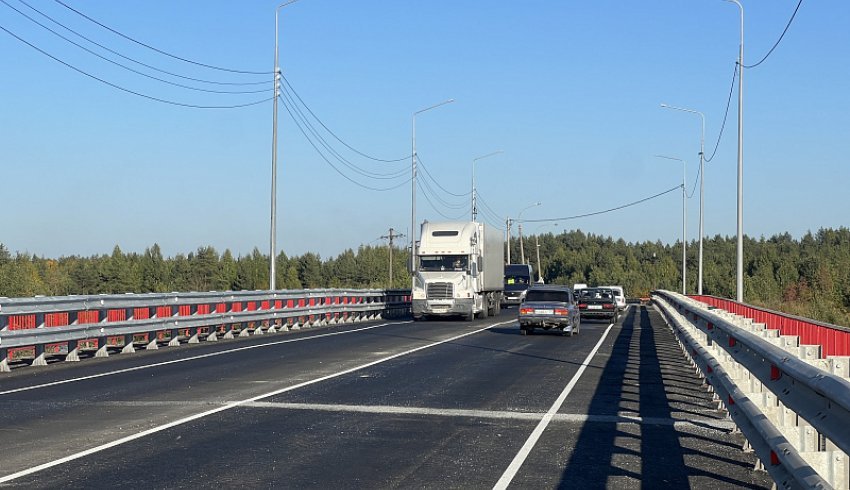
(269, 0, 300, 291)
(410, 99, 454, 274)
(661, 103, 705, 295)
(533, 222, 558, 283)
(472, 150, 503, 221)
(516, 201, 541, 265)
(505, 218, 512, 263)
(656, 155, 687, 295)
(725, 0, 745, 302)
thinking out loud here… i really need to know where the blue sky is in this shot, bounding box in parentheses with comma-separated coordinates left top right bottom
(1, 1, 847, 259)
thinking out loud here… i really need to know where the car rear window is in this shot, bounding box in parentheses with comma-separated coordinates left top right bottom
(524, 290, 570, 303)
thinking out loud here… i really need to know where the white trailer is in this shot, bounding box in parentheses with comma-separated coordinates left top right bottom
(412, 221, 505, 321)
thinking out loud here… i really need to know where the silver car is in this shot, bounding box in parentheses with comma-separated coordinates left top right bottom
(518, 285, 581, 336)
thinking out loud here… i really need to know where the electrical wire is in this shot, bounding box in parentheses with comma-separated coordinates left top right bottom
(686, 163, 700, 199)
(418, 171, 469, 210)
(279, 95, 411, 192)
(743, 0, 803, 69)
(416, 154, 472, 197)
(475, 190, 505, 222)
(476, 204, 505, 230)
(416, 180, 468, 221)
(280, 86, 408, 179)
(15, 0, 270, 86)
(704, 62, 737, 163)
(0, 23, 274, 109)
(2, 0, 271, 95)
(517, 184, 682, 223)
(52, 0, 271, 75)
(281, 74, 411, 163)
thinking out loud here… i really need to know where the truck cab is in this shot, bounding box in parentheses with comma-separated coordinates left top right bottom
(502, 263, 534, 307)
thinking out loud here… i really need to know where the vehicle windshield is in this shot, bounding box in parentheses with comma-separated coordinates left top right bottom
(419, 255, 468, 272)
(578, 289, 614, 301)
(505, 275, 530, 286)
(524, 290, 570, 303)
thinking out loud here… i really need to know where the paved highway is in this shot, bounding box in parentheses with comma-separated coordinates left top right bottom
(0, 306, 772, 488)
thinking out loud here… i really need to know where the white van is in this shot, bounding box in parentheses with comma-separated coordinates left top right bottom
(572, 283, 588, 293)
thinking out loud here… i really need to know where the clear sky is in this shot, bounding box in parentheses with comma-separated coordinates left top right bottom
(1, 1, 847, 259)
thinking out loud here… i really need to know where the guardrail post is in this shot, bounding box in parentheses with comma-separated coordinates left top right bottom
(0, 347, 9, 372)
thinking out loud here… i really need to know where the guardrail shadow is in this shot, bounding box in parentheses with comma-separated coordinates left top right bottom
(556, 306, 770, 489)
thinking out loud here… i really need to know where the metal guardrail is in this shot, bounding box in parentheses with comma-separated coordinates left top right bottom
(0, 289, 412, 372)
(653, 290, 850, 489)
(690, 294, 850, 357)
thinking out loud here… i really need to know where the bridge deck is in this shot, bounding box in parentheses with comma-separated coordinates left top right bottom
(0, 306, 773, 488)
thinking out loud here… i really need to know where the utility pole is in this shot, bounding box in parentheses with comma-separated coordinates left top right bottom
(380, 228, 405, 288)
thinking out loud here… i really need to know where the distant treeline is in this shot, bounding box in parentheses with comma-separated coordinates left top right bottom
(1, 227, 849, 326)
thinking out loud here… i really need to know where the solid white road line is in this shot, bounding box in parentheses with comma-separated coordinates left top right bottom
(98, 400, 736, 429)
(0, 321, 409, 396)
(493, 321, 617, 490)
(0, 319, 514, 483)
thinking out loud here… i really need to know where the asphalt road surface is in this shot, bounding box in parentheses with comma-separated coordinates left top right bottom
(0, 305, 773, 489)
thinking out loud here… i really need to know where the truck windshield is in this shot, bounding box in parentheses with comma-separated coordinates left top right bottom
(419, 255, 468, 272)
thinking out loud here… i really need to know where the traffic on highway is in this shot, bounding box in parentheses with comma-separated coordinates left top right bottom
(0, 305, 771, 488)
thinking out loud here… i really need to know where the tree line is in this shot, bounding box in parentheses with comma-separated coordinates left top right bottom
(1, 226, 848, 326)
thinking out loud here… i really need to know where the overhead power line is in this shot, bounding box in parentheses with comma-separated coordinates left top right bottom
(417, 180, 467, 221)
(281, 75, 410, 163)
(278, 94, 411, 192)
(0, 23, 274, 109)
(517, 185, 681, 223)
(52, 0, 271, 75)
(14, 0, 269, 87)
(279, 86, 408, 180)
(2, 0, 271, 95)
(704, 62, 738, 163)
(416, 154, 471, 197)
(743, 0, 804, 69)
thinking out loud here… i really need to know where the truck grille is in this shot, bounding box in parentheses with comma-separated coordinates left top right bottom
(426, 282, 453, 300)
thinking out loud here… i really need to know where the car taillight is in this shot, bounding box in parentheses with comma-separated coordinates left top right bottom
(555, 308, 569, 316)
(578, 303, 587, 309)
(520, 308, 534, 315)
(603, 303, 614, 309)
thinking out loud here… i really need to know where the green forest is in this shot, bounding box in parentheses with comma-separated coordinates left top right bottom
(2, 227, 849, 327)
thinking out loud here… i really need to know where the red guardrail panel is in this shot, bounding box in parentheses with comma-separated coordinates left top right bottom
(107, 310, 126, 322)
(45, 312, 69, 327)
(77, 311, 99, 324)
(8, 314, 37, 330)
(689, 294, 850, 356)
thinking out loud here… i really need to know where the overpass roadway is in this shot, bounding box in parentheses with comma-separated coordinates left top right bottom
(0, 306, 773, 488)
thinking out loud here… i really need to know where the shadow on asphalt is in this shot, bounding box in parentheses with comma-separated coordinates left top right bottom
(556, 306, 771, 489)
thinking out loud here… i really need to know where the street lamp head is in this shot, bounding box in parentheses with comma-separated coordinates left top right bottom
(473, 150, 504, 163)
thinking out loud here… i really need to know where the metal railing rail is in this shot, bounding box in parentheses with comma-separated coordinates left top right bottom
(0, 289, 412, 372)
(653, 290, 850, 489)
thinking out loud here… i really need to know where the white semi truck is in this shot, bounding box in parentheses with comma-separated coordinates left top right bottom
(412, 221, 504, 321)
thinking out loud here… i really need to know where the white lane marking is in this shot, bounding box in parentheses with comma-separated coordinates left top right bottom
(97, 400, 736, 429)
(0, 321, 409, 396)
(494, 321, 617, 490)
(0, 319, 514, 483)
